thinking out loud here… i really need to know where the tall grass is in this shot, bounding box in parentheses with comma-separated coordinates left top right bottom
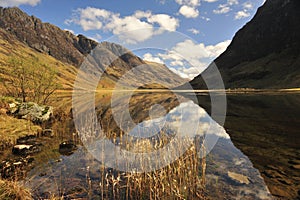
(76, 111, 207, 199)
(0, 179, 32, 200)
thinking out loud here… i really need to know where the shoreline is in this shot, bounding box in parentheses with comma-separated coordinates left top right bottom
(89, 88, 300, 94)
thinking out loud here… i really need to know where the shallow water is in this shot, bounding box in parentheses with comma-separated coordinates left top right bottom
(22, 92, 299, 199)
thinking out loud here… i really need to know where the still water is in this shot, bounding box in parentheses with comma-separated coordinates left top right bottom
(23, 92, 299, 199)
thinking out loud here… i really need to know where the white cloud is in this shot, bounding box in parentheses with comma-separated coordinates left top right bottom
(243, 2, 253, 9)
(203, 0, 218, 2)
(175, 0, 200, 6)
(79, 19, 103, 31)
(178, 5, 199, 18)
(213, 4, 231, 14)
(66, 7, 179, 44)
(156, 39, 231, 79)
(0, 0, 40, 7)
(147, 14, 179, 31)
(188, 28, 200, 34)
(206, 40, 231, 57)
(64, 29, 74, 34)
(143, 53, 164, 64)
(213, 0, 240, 15)
(89, 33, 102, 42)
(227, 0, 239, 6)
(235, 10, 250, 19)
(175, 0, 200, 18)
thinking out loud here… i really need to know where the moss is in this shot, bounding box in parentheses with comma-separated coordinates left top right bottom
(42, 106, 49, 115)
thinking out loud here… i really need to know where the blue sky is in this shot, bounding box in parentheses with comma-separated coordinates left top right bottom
(1, 0, 265, 79)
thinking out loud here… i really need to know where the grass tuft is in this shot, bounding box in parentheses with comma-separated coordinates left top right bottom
(0, 179, 32, 200)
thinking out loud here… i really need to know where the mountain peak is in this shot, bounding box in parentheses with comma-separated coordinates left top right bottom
(0, 7, 187, 88)
(0, 7, 96, 66)
(189, 0, 300, 89)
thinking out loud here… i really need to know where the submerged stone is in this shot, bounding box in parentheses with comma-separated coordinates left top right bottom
(59, 140, 77, 155)
(227, 171, 250, 185)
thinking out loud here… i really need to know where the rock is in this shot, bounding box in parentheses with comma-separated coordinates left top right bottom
(9, 102, 19, 114)
(0, 157, 34, 179)
(288, 160, 300, 165)
(12, 144, 41, 156)
(59, 140, 77, 155)
(278, 178, 292, 185)
(15, 102, 53, 123)
(41, 129, 54, 137)
(39, 172, 47, 177)
(227, 171, 250, 185)
(291, 165, 300, 170)
(17, 135, 37, 145)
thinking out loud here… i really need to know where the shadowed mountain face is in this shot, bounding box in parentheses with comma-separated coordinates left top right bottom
(189, 0, 300, 89)
(0, 7, 186, 88)
(0, 7, 95, 66)
(195, 94, 300, 199)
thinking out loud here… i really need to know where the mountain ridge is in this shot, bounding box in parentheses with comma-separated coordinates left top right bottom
(188, 0, 300, 89)
(0, 6, 186, 89)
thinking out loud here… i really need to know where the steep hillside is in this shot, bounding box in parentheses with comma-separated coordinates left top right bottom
(0, 28, 78, 92)
(0, 7, 186, 89)
(0, 7, 95, 66)
(188, 0, 300, 89)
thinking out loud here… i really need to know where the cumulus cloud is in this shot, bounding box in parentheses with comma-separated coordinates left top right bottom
(235, 10, 250, 19)
(143, 53, 164, 64)
(206, 40, 231, 57)
(175, 0, 200, 18)
(175, 0, 200, 6)
(0, 0, 40, 7)
(243, 2, 253, 9)
(213, 0, 239, 15)
(203, 0, 218, 2)
(188, 28, 200, 34)
(200, 16, 211, 21)
(153, 39, 231, 79)
(66, 8, 179, 44)
(234, 2, 253, 20)
(213, 4, 231, 14)
(179, 5, 199, 18)
(227, 0, 239, 5)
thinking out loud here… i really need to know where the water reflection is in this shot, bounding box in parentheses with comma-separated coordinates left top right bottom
(25, 92, 272, 199)
(195, 93, 300, 199)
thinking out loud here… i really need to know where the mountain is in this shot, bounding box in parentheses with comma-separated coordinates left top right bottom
(188, 0, 300, 89)
(0, 7, 186, 90)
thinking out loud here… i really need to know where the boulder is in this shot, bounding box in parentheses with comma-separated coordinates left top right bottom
(16, 135, 37, 145)
(8, 102, 19, 114)
(59, 140, 77, 155)
(15, 102, 53, 123)
(0, 157, 34, 179)
(41, 129, 54, 137)
(12, 144, 41, 156)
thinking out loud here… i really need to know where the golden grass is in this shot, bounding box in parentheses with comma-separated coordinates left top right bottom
(0, 114, 41, 145)
(86, 136, 207, 200)
(0, 33, 78, 94)
(77, 110, 207, 199)
(0, 179, 32, 200)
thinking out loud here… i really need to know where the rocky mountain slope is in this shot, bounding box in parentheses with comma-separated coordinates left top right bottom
(0, 7, 186, 89)
(188, 0, 300, 89)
